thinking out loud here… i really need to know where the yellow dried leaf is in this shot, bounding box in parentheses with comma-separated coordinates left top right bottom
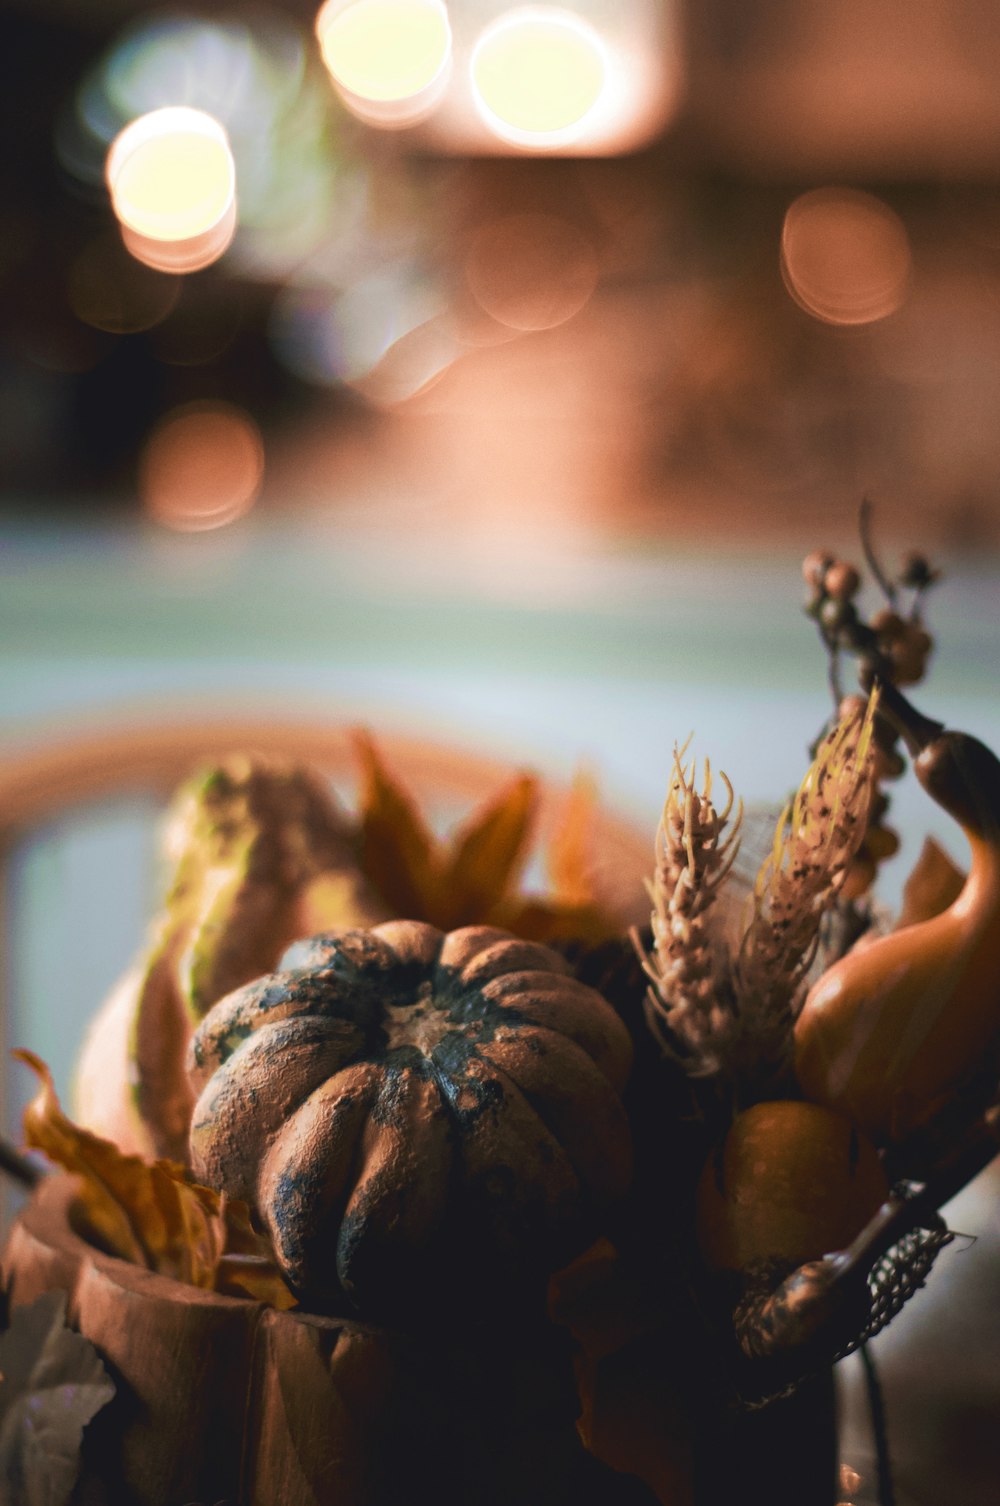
(440, 773, 539, 927)
(547, 769, 599, 908)
(353, 729, 438, 919)
(15, 1051, 295, 1305)
(215, 1254, 300, 1309)
(18, 1048, 163, 1270)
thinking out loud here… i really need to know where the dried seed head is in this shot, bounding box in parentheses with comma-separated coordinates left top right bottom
(735, 691, 880, 1054)
(638, 744, 744, 1078)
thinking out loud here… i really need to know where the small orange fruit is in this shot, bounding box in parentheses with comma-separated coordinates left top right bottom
(696, 1099, 889, 1274)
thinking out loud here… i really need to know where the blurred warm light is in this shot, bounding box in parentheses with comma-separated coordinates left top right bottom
(106, 107, 237, 272)
(839, 1463, 863, 1496)
(316, 0, 452, 126)
(464, 212, 598, 331)
(140, 402, 264, 531)
(470, 6, 609, 149)
(358, 315, 460, 405)
(68, 236, 180, 334)
(270, 260, 450, 394)
(68, 14, 342, 277)
(781, 187, 910, 326)
(117, 204, 237, 274)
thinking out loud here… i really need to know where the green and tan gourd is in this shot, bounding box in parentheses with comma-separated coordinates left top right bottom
(73, 759, 388, 1162)
(795, 686, 1000, 1145)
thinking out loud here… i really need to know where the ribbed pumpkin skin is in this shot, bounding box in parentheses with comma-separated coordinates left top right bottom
(188, 922, 633, 1320)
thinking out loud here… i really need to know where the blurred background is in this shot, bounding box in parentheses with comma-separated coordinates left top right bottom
(2, 3, 1000, 1502)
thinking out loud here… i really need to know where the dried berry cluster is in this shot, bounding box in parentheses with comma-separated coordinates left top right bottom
(802, 548, 936, 689)
(801, 517, 941, 900)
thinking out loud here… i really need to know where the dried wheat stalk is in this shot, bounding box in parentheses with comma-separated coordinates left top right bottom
(638, 695, 879, 1092)
(734, 693, 879, 1053)
(636, 745, 743, 1076)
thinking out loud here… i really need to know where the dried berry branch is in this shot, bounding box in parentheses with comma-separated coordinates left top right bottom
(801, 508, 940, 904)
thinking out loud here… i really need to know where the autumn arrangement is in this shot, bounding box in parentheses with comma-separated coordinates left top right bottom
(2, 520, 999, 1506)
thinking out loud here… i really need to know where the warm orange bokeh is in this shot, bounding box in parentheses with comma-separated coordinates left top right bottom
(781, 187, 911, 325)
(140, 403, 264, 531)
(464, 211, 599, 332)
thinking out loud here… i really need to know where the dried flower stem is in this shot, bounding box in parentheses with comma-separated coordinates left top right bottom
(636, 745, 743, 1076)
(859, 496, 897, 608)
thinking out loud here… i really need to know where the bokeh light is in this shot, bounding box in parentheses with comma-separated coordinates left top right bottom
(140, 402, 264, 530)
(470, 7, 608, 149)
(270, 258, 450, 397)
(60, 14, 341, 277)
(359, 314, 460, 404)
(316, 0, 452, 126)
(464, 212, 599, 331)
(780, 187, 911, 326)
(107, 107, 237, 273)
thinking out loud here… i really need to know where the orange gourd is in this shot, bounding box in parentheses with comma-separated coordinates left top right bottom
(795, 688, 1000, 1145)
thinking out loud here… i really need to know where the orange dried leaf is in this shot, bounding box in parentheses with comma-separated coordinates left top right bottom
(352, 729, 438, 919)
(495, 895, 613, 946)
(441, 773, 539, 926)
(547, 769, 599, 907)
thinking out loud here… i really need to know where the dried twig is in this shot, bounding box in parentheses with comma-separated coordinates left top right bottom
(859, 497, 897, 608)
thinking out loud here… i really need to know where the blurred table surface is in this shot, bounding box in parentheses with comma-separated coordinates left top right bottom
(1, 509, 998, 1504)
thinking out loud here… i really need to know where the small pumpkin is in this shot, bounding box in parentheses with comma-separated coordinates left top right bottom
(696, 1100, 889, 1276)
(188, 921, 633, 1320)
